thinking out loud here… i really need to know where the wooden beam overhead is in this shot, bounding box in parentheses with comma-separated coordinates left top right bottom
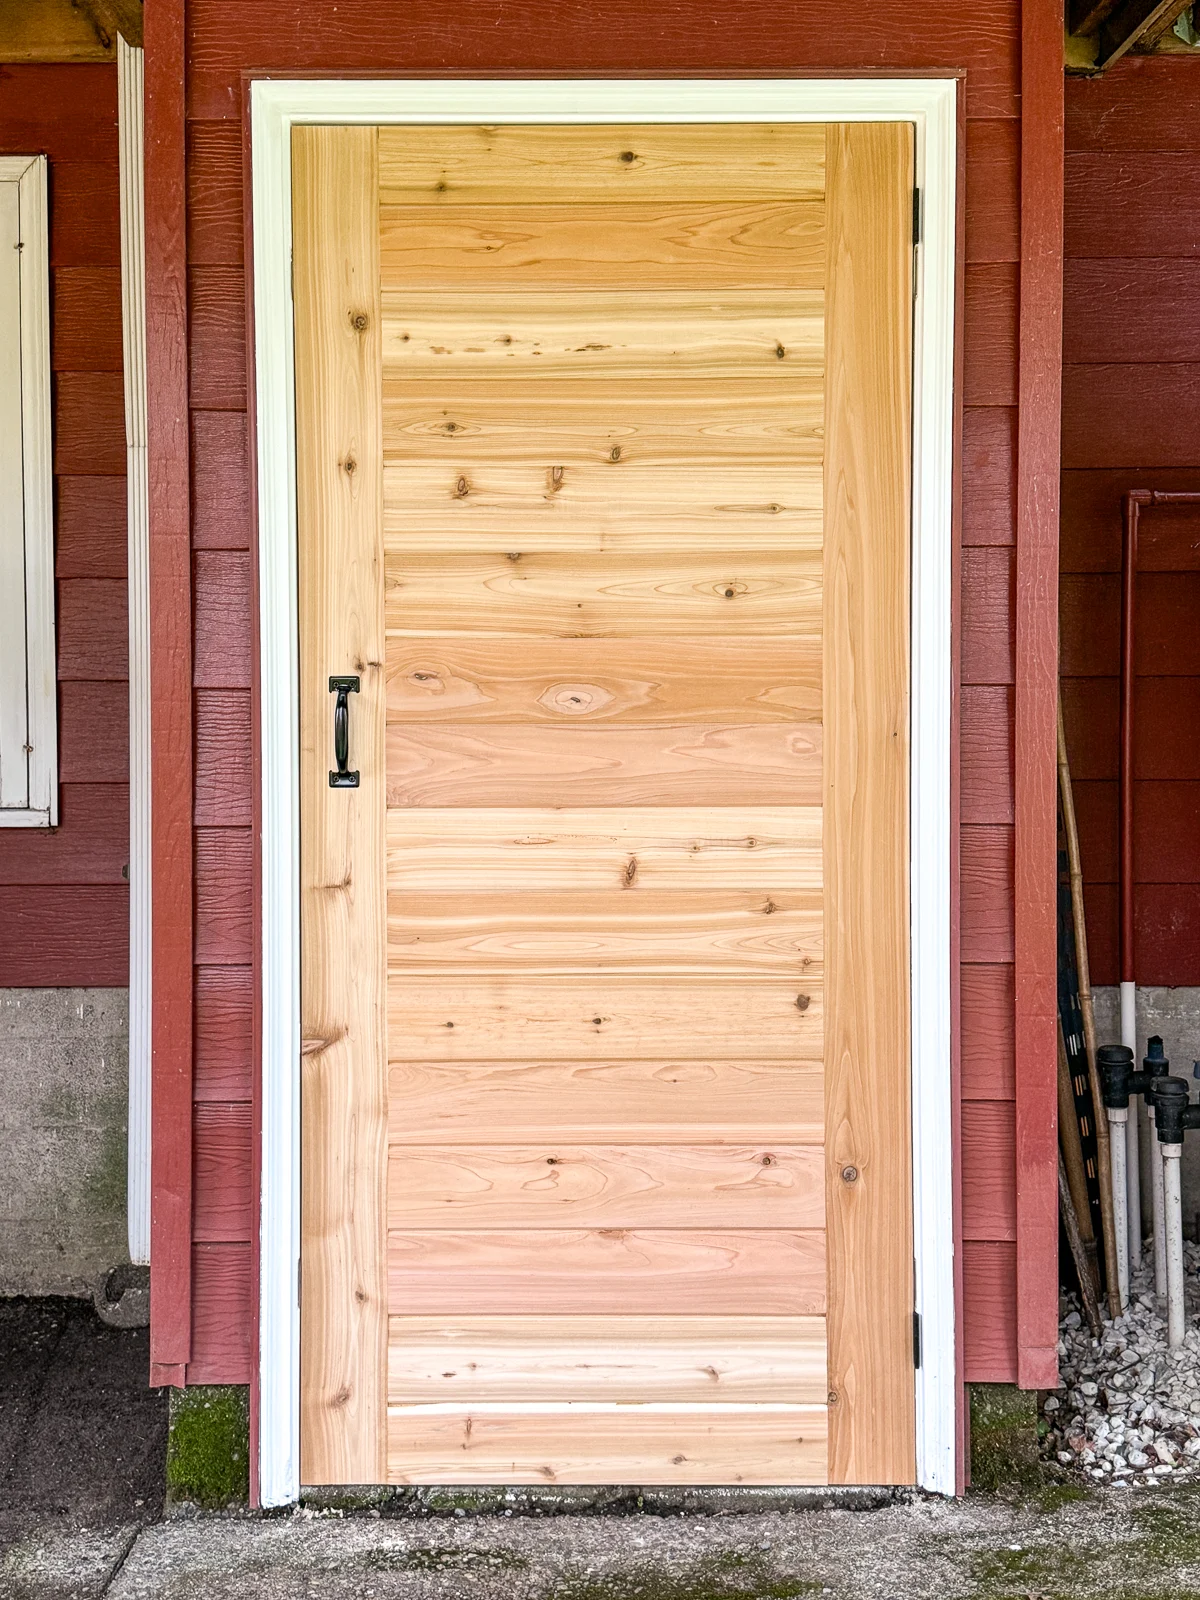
(0, 0, 141, 62)
(1072, 0, 1195, 68)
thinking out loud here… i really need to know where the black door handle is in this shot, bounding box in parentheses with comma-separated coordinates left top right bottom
(328, 676, 360, 788)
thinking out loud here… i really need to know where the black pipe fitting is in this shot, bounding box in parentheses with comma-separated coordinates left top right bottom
(1150, 1076, 1200, 1145)
(1098, 1041, 1169, 1111)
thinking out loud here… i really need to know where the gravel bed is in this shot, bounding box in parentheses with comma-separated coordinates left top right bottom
(1046, 1238, 1200, 1486)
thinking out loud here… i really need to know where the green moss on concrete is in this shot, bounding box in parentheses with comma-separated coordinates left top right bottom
(166, 1386, 249, 1509)
(970, 1383, 1046, 1496)
(81, 1121, 127, 1217)
(555, 1553, 823, 1600)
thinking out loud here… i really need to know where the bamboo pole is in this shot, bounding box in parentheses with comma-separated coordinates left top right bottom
(1058, 1015, 1099, 1293)
(1060, 1153, 1103, 1337)
(1059, 692, 1120, 1318)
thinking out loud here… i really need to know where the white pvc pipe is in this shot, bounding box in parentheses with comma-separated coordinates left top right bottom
(1109, 1105, 1130, 1312)
(1150, 1101, 1168, 1299)
(1121, 981, 1141, 1269)
(1164, 1142, 1186, 1350)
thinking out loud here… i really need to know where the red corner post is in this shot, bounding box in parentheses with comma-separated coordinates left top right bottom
(1014, 0, 1065, 1392)
(145, 0, 194, 1386)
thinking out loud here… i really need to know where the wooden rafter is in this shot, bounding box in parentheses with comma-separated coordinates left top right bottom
(1068, 0, 1194, 69)
(0, 0, 141, 62)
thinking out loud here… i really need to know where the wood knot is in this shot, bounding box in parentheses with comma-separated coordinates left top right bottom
(343, 456, 357, 476)
(623, 856, 638, 887)
(619, 150, 637, 163)
(775, 343, 786, 359)
(349, 311, 370, 333)
(609, 445, 622, 461)
(454, 475, 470, 498)
(795, 993, 810, 1011)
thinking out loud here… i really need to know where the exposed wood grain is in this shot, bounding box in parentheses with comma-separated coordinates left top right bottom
(384, 551, 821, 636)
(386, 807, 821, 892)
(386, 977, 823, 1063)
(386, 1406, 828, 1485)
(379, 202, 824, 287)
(378, 123, 826, 203)
(56, 475, 128, 576)
(0, 0, 119, 60)
(59, 680, 129, 782)
(382, 460, 822, 550)
(191, 410, 251, 548)
(382, 293, 821, 384)
(387, 891, 822, 974)
(54, 372, 125, 474)
(387, 1315, 828, 1403)
(193, 965, 254, 1102)
(386, 638, 821, 723)
(383, 380, 823, 466)
(961, 1100, 1017, 1241)
(961, 685, 1015, 826)
(295, 124, 388, 1486)
(192, 1101, 253, 1242)
(388, 1060, 824, 1146)
(52, 266, 123, 369)
(387, 1144, 825, 1228)
(960, 964, 1016, 1101)
(822, 122, 913, 1485)
(387, 1228, 826, 1315)
(384, 723, 821, 808)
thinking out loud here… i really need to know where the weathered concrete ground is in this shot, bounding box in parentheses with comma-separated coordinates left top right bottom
(10, 1297, 1200, 1599)
(7, 1488, 1200, 1600)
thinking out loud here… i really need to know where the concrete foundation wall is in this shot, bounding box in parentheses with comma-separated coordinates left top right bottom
(1093, 986, 1200, 1231)
(0, 989, 129, 1296)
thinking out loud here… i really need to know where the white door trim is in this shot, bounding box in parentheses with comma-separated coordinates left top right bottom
(250, 76, 958, 1507)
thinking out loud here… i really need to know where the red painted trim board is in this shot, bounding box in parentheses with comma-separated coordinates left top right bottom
(145, 0, 194, 1383)
(1013, 0, 1064, 1394)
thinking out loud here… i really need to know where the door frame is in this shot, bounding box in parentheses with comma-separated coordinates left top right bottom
(250, 75, 959, 1507)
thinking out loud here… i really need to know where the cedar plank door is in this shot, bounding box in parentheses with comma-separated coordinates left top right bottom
(295, 121, 913, 1487)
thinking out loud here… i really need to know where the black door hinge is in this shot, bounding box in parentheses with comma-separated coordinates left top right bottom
(913, 1310, 923, 1370)
(912, 187, 922, 247)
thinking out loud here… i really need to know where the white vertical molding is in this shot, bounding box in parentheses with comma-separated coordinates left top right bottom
(252, 78, 958, 1503)
(119, 37, 152, 1267)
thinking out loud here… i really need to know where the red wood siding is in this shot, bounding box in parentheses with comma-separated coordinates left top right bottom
(1061, 58, 1200, 988)
(170, 0, 1043, 1397)
(0, 64, 128, 986)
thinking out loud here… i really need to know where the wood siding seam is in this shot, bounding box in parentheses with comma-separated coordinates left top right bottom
(1013, 0, 1065, 1394)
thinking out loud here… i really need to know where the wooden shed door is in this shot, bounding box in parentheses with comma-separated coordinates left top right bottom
(294, 120, 914, 1488)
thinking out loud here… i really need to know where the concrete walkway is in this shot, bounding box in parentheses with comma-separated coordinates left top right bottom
(6, 1487, 1200, 1600)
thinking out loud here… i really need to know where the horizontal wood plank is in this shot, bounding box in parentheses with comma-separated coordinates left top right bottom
(0, 784, 128, 884)
(0, 886, 127, 985)
(385, 977, 822, 1062)
(961, 824, 1015, 965)
(378, 123, 825, 203)
(56, 579, 127, 681)
(187, 1242, 253, 1385)
(383, 460, 822, 550)
(387, 637, 820, 723)
(961, 963, 1016, 1101)
(387, 1144, 824, 1228)
(388, 1059, 823, 1145)
(1060, 468, 1200, 574)
(379, 202, 824, 287)
(383, 380, 822, 467)
(194, 965, 254, 1102)
(961, 407, 1016, 547)
(54, 372, 125, 475)
(386, 1315, 827, 1403)
(1062, 364, 1200, 470)
(193, 551, 252, 688)
(963, 262, 1018, 408)
(965, 120, 1020, 264)
(187, 121, 245, 266)
(194, 689, 253, 827)
(385, 722, 821, 807)
(961, 547, 1015, 685)
(961, 1100, 1017, 1242)
(962, 1239, 1017, 1383)
(194, 828, 253, 966)
(56, 475, 128, 577)
(189, 266, 247, 410)
(1063, 259, 1200, 366)
(192, 1101, 253, 1242)
(47, 164, 120, 268)
(1065, 60, 1200, 152)
(191, 411, 251, 549)
(59, 680, 129, 783)
(385, 1405, 827, 1485)
(52, 267, 123, 370)
(961, 685, 1014, 826)
(384, 552, 821, 636)
(387, 1227, 826, 1315)
(381, 290, 822, 379)
(386, 807, 821, 892)
(1065, 153, 1200, 258)
(387, 891, 821, 974)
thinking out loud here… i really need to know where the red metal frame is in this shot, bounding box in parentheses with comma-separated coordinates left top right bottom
(145, 0, 194, 1387)
(1013, 0, 1065, 1394)
(1119, 491, 1200, 990)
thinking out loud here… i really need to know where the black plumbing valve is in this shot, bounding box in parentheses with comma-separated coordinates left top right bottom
(1098, 1044, 1136, 1110)
(1150, 1076, 1200, 1145)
